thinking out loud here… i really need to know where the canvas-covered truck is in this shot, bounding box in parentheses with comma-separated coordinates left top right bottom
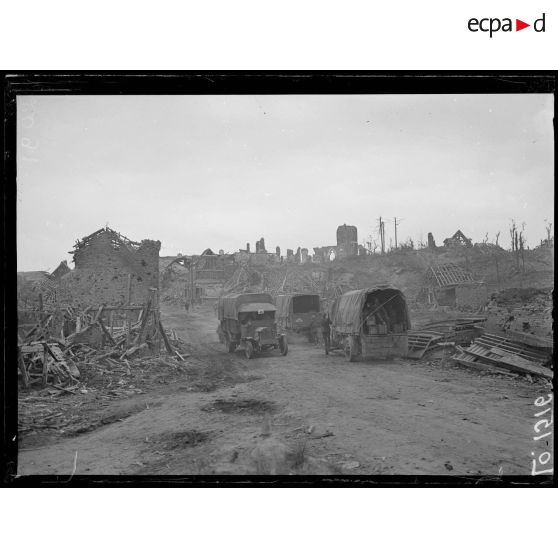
(216, 293, 288, 359)
(275, 293, 322, 341)
(329, 285, 410, 361)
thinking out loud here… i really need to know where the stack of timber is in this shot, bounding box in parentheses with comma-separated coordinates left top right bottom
(407, 316, 486, 359)
(452, 332, 553, 380)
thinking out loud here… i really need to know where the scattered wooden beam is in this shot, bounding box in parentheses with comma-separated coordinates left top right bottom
(18, 350, 30, 389)
(41, 344, 49, 388)
(97, 317, 116, 346)
(158, 321, 175, 356)
(463, 348, 552, 380)
(49, 383, 78, 394)
(127, 274, 133, 305)
(133, 298, 152, 346)
(94, 305, 105, 322)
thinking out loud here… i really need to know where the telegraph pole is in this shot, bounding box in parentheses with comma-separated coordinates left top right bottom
(394, 217, 400, 249)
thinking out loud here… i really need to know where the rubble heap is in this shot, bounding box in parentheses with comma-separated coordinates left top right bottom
(485, 287, 553, 338)
(18, 288, 187, 392)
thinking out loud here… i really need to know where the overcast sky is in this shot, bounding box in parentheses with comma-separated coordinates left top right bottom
(17, 94, 553, 271)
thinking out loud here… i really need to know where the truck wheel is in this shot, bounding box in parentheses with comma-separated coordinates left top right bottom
(344, 337, 358, 362)
(245, 341, 254, 360)
(279, 335, 288, 356)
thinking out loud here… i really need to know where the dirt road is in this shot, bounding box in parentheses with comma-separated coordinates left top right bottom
(17, 303, 552, 476)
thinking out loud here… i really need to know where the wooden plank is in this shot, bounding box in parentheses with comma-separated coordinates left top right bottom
(94, 304, 105, 322)
(133, 298, 152, 346)
(49, 383, 78, 394)
(86, 305, 144, 312)
(127, 274, 133, 305)
(79, 227, 105, 243)
(97, 317, 116, 346)
(474, 338, 544, 362)
(44, 343, 60, 362)
(41, 344, 49, 388)
(125, 311, 131, 348)
(490, 347, 553, 378)
(451, 356, 494, 372)
(476, 333, 545, 355)
(19, 344, 46, 354)
(24, 313, 51, 340)
(18, 350, 30, 388)
(463, 348, 552, 380)
(158, 321, 175, 355)
(505, 330, 553, 350)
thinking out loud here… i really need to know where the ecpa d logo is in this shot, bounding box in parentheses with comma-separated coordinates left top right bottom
(468, 13, 546, 37)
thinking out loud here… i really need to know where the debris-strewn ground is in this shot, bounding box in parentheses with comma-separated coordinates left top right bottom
(18, 302, 553, 476)
(18, 330, 260, 449)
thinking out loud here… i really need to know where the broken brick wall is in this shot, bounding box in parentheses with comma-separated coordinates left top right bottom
(57, 232, 161, 308)
(455, 283, 489, 310)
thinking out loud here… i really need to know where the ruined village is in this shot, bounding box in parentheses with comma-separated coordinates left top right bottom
(17, 219, 554, 476)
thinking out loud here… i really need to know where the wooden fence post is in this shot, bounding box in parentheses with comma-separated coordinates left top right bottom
(41, 344, 49, 388)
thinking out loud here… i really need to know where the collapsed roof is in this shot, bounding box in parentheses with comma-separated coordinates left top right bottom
(427, 263, 474, 288)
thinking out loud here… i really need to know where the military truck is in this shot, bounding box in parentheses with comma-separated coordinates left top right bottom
(328, 285, 410, 361)
(275, 293, 321, 341)
(217, 292, 288, 359)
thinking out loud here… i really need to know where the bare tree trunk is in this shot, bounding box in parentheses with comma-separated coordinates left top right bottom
(494, 254, 500, 287)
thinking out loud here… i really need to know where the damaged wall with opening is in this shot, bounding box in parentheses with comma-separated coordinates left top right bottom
(57, 227, 161, 308)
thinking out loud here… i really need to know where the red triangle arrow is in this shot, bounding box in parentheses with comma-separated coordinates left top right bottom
(516, 19, 530, 31)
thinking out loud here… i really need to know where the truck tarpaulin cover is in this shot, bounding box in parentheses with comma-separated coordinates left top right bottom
(218, 293, 275, 320)
(275, 295, 292, 319)
(275, 294, 321, 318)
(331, 286, 411, 334)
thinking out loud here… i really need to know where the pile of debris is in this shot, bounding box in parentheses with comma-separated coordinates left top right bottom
(18, 342, 81, 392)
(453, 332, 553, 381)
(18, 296, 189, 393)
(407, 316, 487, 359)
(407, 315, 553, 381)
(485, 287, 553, 338)
(17, 348, 199, 437)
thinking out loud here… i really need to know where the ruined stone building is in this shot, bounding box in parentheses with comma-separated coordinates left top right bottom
(443, 230, 473, 248)
(313, 246, 337, 263)
(193, 249, 236, 299)
(255, 237, 267, 253)
(313, 223, 360, 262)
(57, 227, 161, 308)
(164, 250, 237, 302)
(51, 260, 71, 280)
(17, 258, 74, 309)
(235, 236, 280, 265)
(336, 224, 359, 257)
(427, 233, 436, 249)
(426, 263, 488, 309)
(17, 271, 56, 309)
